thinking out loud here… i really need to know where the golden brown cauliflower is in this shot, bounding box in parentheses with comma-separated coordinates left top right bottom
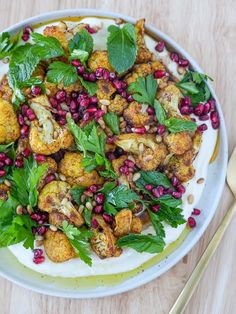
(167, 150, 195, 182)
(38, 181, 84, 227)
(43, 24, 68, 50)
(43, 229, 76, 263)
(108, 95, 128, 115)
(88, 50, 114, 72)
(157, 83, 182, 117)
(131, 216, 143, 234)
(0, 98, 20, 144)
(164, 132, 193, 155)
(0, 183, 9, 201)
(58, 152, 104, 187)
(0, 74, 13, 102)
(123, 102, 152, 127)
(29, 95, 73, 155)
(48, 211, 69, 228)
(115, 134, 168, 171)
(90, 215, 121, 259)
(135, 19, 153, 64)
(96, 80, 116, 101)
(114, 209, 133, 237)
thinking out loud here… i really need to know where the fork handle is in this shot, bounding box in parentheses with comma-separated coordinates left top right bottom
(169, 201, 236, 314)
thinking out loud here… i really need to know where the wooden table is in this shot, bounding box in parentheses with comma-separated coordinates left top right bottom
(0, 0, 235, 313)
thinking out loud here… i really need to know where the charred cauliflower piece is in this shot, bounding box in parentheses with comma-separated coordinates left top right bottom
(115, 134, 168, 171)
(88, 50, 114, 72)
(59, 152, 104, 187)
(167, 150, 195, 182)
(123, 102, 152, 127)
(0, 75, 13, 102)
(90, 215, 121, 259)
(43, 23, 68, 50)
(96, 80, 116, 101)
(135, 19, 152, 64)
(0, 183, 9, 201)
(131, 216, 143, 234)
(49, 211, 69, 228)
(43, 229, 76, 263)
(164, 132, 193, 155)
(114, 209, 132, 237)
(0, 98, 20, 144)
(38, 181, 84, 227)
(157, 83, 182, 117)
(108, 95, 128, 115)
(29, 95, 73, 155)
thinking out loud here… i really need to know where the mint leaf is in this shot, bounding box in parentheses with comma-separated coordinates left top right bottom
(147, 208, 165, 238)
(68, 29, 94, 55)
(107, 23, 137, 73)
(47, 61, 78, 87)
(128, 74, 157, 106)
(77, 76, 97, 96)
(0, 142, 14, 153)
(164, 118, 197, 133)
(154, 99, 166, 124)
(117, 234, 165, 253)
(69, 49, 89, 63)
(157, 195, 182, 208)
(70, 186, 86, 204)
(136, 171, 172, 189)
(106, 184, 140, 209)
(176, 82, 199, 94)
(103, 112, 120, 135)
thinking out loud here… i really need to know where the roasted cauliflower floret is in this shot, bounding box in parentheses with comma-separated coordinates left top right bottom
(114, 209, 132, 237)
(58, 152, 104, 187)
(108, 95, 128, 115)
(90, 215, 121, 258)
(157, 84, 182, 117)
(38, 181, 84, 227)
(164, 132, 193, 155)
(0, 98, 20, 144)
(135, 19, 152, 64)
(88, 50, 114, 72)
(167, 150, 195, 182)
(123, 102, 152, 127)
(43, 229, 76, 263)
(135, 143, 167, 171)
(0, 183, 9, 201)
(29, 95, 73, 155)
(49, 211, 69, 228)
(0, 74, 13, 102)
(131, 216, 143, 234)
(43, 24, 68, 50)
(96, 80, 116, 101)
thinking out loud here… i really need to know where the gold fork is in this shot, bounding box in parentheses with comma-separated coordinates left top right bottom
(169, 147, 236, 314)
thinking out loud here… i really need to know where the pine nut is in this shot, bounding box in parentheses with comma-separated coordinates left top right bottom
(100, 99, 110, 106)
(50, 225, 58, 232)
(27, 205, 33, 215)
(187, 194, 194, 204)
(197, 178, 205, 184)
(59, 173, 66, 181)
(16, 205, 23, 215)
(85, 202, 93, 210)
(133, 173, 141, 181)
(4, 179, 11, 187)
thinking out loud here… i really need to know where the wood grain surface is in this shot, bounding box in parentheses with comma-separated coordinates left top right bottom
(0, 0, 235, 313)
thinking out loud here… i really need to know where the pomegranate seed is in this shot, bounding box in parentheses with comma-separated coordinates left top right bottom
(102, 213, 112, 224)
(164, 188, 174, 195)
(94, 205, 103, 214)
(56, 90, 66, 102)
(22, 33, 29, 41)
(180, 106, 191, 115)
(94, 110, 105, 120)
(194, 104, 204, 116)
(89, 185, 98, 193)
(131, 127, 146, 134)
(155, 41, 165, 52)
(119, 166, 129, 176)
(0, 153, 6, 161)
(28, 113, 36, 121)
(88, 73, 96, 82)
(154, 70, 165, 79)
(0, 161, 4, 168)
(95, 67, 104, 78)
(127, 95, 134, 102)
(80, 98, 90, 108)
(76, 65, 85, 75)
(96, 193, 104, 204)
(33, 256, 45, 264)
(21, 104, 29, 115)
(38, 225, 47, 235)
(107, 152, 115, 160)
(179, 59, 189, 67)
(120, 90, 128, 98)
(58, 110, 67, 116)
(199, 114, 209, 121)
(147, 106, 155, 115)
(124, 159, 135, 168)
(152, 186, 164, 198)
(15, 158, 24, 168)
(33, 249, 43, 258)
(89, 96, 98, 104)
(83, 112, 90, 121)
(197, 123, 208, 132)
(0, 170, 6, 177)
(172, 191, 182, 199)
(26, 108, 33, 117)
(157, 125, 166, 135)
(103, 69, 110, 81)
(59, 118, 66, 125)
(70, 100, 77, 111)
(71, 92, 78, 99)
(113, 80, 123, 90)
(109, 72, 116, 80)
(72, 113, 80, 121)
(85, 25, 96, 34)
(188, 217, 196, 228)
(91, 218, 99, 228)
(20, 125, 29, 136)
(83, 73, 89, 80)
(18, 114, 24, 125)
(208, 99, 215, 111)
(192, 208, 201, 215)
(45, 174, 55, 184)
(24, 26, 33, 34)
(31, 213, 40, 221)
(151, 204, 160, 213)
(203, 102, 211, 114)
(31, 86, 41, 96)
(177, 184, 186, 194)
(22, 147, 31, 158)
(210, 111, 219, 123)
(170, 52, 179, 63)
(145, 184, 153, 191)
(49, 97, 58, 108)
(31, 226, 37, 235)
(34, 154, 45, 162)
(87, 107, 97, 113)
(38, 220, 44, 225)
(212, 121, 220, 129)
(171, 176, 179, 187)
(71, 59, 81, 67)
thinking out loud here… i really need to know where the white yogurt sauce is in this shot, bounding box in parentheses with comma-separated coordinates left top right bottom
(6, 17, 217, 277)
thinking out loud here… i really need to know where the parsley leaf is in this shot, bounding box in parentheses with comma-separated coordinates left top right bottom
(61, 221, 92, 266)
(68, 29, 94, 55)
(103, 112, 120, 135)
(117, 234, 165, 253)
(0, 32, 20, 59)
(147, 208, 165, 238)
(107, 23, 137, 73)
(47, 61, 78, 87)
(128, 74, 157, 106)
(0, 142, 14, 153)
(70, 186, 86, 204)
(153, 100, 167, 125)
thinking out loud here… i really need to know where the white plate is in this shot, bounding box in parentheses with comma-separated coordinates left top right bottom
(0, 9, 228, 298)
